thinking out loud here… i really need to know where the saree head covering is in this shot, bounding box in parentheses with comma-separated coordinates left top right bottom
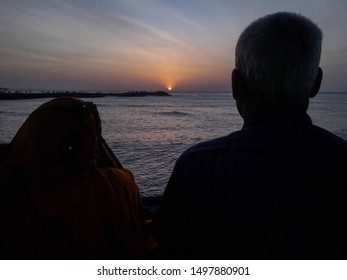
(0, 97, 148, 259)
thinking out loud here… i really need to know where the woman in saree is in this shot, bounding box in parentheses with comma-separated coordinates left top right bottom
(0, 97, 153, 259)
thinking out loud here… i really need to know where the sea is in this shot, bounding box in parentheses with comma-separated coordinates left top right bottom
(1, 91, 347, 198)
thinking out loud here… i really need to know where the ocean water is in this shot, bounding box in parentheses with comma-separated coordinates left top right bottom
(1, 92, 346, 197)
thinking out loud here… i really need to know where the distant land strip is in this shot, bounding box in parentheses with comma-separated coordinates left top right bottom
(0, 90, 171, 100)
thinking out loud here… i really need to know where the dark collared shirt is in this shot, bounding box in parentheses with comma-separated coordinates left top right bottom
(154, 111, 347, 259)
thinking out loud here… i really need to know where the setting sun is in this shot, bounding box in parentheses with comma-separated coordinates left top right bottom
(168, 87, 172, 91)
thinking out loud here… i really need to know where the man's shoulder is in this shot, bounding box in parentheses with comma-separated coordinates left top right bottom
(178, 120, 347, 161)
(180, 130, 244, 159)
(309, 124, 347, 151)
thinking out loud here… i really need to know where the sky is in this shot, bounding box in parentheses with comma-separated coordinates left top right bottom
(1, 0, 347, 92)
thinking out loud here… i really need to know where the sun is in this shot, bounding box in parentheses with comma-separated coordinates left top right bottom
(167, 86, 172, 91)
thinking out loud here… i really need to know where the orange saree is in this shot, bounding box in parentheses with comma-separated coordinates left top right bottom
(0, 97, 150, 259)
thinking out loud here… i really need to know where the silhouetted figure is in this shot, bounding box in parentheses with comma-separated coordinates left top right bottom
(0, 97, 153, 259)
(153, 12, 347, 259)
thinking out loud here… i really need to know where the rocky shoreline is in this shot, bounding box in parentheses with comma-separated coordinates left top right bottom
(0, 90, 171, 100)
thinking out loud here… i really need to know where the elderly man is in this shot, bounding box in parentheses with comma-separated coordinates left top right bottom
(154, 12, 347, 259)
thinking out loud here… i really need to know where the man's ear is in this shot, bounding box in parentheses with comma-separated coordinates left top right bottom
(232, 69, 245, 101)
(310, 67, 323, 98)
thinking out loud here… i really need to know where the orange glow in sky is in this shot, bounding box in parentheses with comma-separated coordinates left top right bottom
(167, 81, 174, 91)
(1, 0, 346, 92)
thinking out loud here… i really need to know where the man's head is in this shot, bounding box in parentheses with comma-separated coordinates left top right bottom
(232, 12, 323, 116)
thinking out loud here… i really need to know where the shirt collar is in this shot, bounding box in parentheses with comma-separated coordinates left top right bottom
(242, 110, 313, 129)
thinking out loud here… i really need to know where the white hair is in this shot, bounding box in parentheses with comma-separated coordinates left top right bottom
(235, 12, 322, 105)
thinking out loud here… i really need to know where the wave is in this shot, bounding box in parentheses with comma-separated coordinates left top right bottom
(123, 104, 156, 108)
(158, 111, 191, 116)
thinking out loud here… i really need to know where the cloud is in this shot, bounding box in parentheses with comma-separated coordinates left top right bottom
(1, 0, 347, 91)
